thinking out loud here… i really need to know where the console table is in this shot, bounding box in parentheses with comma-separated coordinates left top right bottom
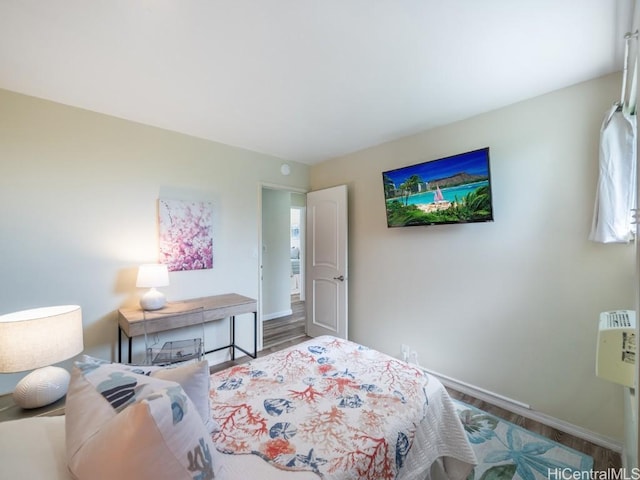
(117, 293, 258, 364)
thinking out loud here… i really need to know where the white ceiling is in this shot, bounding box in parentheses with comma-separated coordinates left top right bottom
(0, 1, 636, 164)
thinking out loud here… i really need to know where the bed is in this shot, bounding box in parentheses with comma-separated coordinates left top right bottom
(0, 336, 476, 480)
(209, 335, 476, 480)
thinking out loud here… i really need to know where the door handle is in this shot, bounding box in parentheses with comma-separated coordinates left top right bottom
(333, 275, 345, 282)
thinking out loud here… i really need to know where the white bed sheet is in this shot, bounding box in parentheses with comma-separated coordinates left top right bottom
(0, 415, 72, 479)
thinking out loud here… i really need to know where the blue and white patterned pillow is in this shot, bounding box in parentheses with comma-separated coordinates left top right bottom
(66, 361, 217, 480)
(75, 355, 217, 433)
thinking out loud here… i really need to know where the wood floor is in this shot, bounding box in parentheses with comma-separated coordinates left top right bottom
(211, 332, 621, 472)
(262, 297, 306, 349)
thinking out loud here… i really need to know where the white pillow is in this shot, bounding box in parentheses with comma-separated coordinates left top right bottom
(77, 356, 216, 433)
(66, 361, 217, 480)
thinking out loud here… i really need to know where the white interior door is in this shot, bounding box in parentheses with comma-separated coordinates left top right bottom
(306, 185, 348, 339)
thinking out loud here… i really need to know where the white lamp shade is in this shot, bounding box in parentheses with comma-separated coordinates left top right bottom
(0, 305, 84, 373)
(136, 264, 169, 288)
(0, 305, 83, 409)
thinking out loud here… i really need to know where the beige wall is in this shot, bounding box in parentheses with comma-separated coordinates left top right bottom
(0, 88, 309, 393)
(310, 73, 635, 441)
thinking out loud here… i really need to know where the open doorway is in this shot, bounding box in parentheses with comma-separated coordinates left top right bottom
(290, 206, 304, 300)
(261, 186, 307, 349)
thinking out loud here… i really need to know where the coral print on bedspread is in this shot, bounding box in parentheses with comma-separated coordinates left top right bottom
(209, 336, 432, 479)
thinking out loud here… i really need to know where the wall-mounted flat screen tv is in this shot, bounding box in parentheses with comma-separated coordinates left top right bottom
(382, 147, 494, 228)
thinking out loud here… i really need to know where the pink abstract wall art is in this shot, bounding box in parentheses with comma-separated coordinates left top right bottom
(158, 199, 213, 271)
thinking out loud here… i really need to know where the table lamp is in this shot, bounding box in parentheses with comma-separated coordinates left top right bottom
(136, 263, 169, 310)
(0, 305, 84, 409)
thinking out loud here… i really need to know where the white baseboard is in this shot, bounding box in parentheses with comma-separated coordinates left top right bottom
(263, 309, 293, 321)
(422, 366, 624, 454)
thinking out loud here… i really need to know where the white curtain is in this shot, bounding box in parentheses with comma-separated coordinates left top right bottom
(589, 29, 638, 244)
(589, 107, 637, 243)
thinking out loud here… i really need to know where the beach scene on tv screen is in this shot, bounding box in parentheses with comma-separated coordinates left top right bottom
(383, 148, 493, 227)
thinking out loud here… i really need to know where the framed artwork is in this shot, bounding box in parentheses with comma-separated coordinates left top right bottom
(158, 198, 213, 271)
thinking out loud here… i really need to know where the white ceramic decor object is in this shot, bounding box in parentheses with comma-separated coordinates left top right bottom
(13, 366, 71, 409)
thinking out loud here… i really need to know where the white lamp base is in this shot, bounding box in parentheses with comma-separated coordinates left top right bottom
(13, 366, 70, 409)
(140, 287, 166, 311)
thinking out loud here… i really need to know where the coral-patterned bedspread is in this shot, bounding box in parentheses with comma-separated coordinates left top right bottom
(209, 336, 475, 480)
